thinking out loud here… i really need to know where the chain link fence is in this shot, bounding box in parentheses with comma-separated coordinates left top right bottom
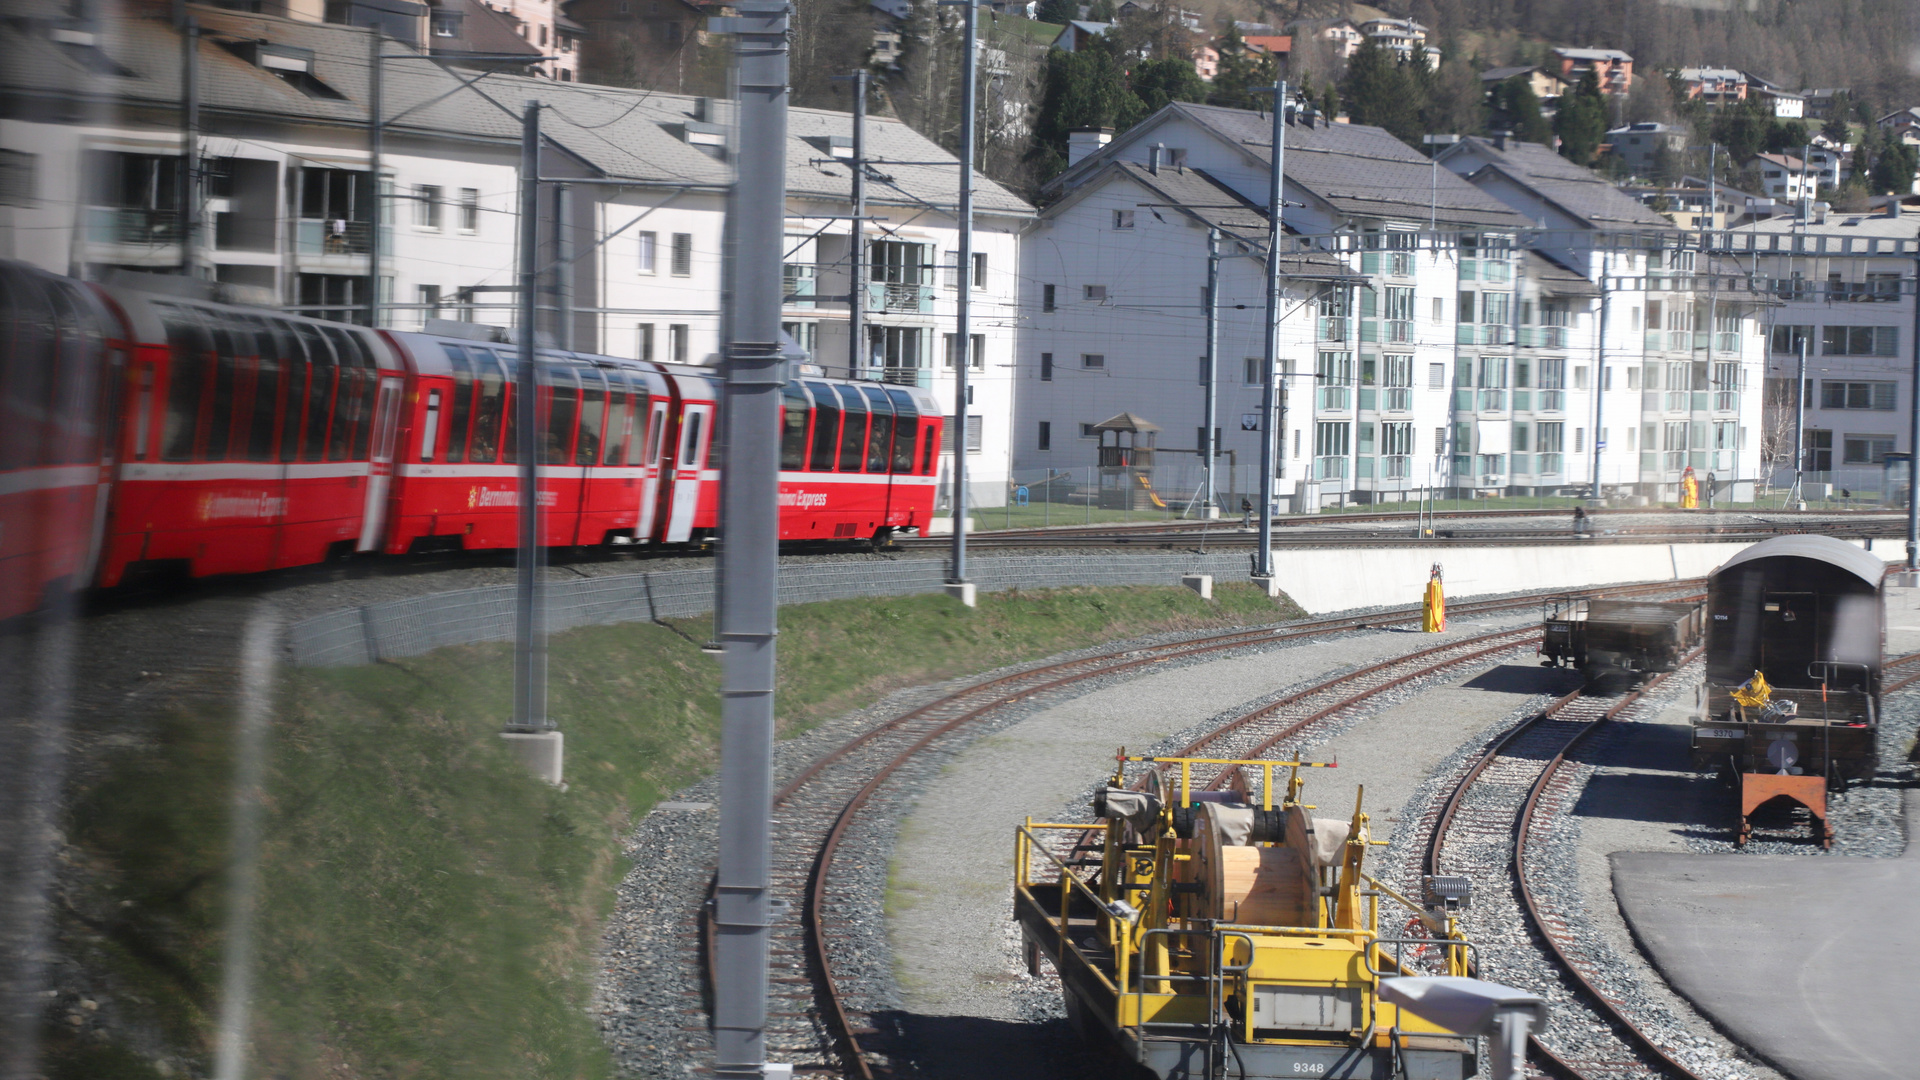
(289, 552, 1263, 668)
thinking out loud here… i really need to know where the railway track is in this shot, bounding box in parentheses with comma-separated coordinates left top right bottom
(698, 578, 1707, 1077)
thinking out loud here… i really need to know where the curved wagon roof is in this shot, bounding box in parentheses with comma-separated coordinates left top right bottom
(1713, 534, 1886, 586)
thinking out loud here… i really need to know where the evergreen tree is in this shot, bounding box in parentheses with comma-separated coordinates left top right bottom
(1821, 94, 1853, 146)
(1034, 0, 1076, 25)
(1124, 58, 1208, 125)
(1086, 0, 1115, 21)
(1209, 25, 1274, 111)
(1491, 76, 1553, 144)
(1321, 82, 1338, 120)
(1868, 129, 1920, 195)
(1553, 71, 1608, 164)
(1710, 96, 1773, 162)
(1763, 118, 1809, 156)
(1340, 38, 1424, 144)
(1030, 45, 1130, 177)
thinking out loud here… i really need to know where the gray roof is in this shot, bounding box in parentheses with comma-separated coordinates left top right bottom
(1106, 162, 1358, 278)
(1446, 136, 1675, 229)
(1524, 250, 1598, 298)
(1059, 102, 1533, 230)
(1, 8, 1030, 215)
(1728, 210, 1920, 241)
(1716, 534, 1886, 586)
(1480, 65, 1538, 83)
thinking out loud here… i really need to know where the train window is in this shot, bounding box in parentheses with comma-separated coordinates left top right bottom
(202, 314, 242, 460)
(576, 371, 607, 466)
(834, 384, 867, 472)
(680, 410, 704, 470)
(861, 386, 893, 474)
(295, 322, 336, 462)
(1, 270, 53, 470)
(624, 387, 649, 466)
(420, 389, 442, 462)
(543, 366, 579, 465)
(885, 389, 917, 473)
(920, 424, 937, 475)
(806, 380, 838, 472)
(441, 344, 473, 463)
(468, 349, 503, 463)
(0, 269, 20, 469)
(276, 319, 311, 463)
(781, 383, 811, 470)
(47, 281, 99, 465)
(237, 315, 282, 462)
(644, 400, 667, 465)
(158, 304, 211, 462)
(321, 327, 376, 460)
(329, 369, 361, 461)
(499, 358, 519, 465)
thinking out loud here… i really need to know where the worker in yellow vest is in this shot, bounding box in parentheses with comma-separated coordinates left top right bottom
(1680, 466, 1700, 510)
(1422, 563, 1446, 632)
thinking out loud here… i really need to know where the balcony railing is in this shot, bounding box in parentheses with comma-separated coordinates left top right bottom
(1519, 326, 1567, 348)
(86, 207, 181, 246)
(295, 218, 377, 257)
(1315, 456, 1348, 480)
(1383, 387, 1411, 412)
(867, 281, 933, 313)
(1453, 388, 1474, 411)
(1714, 391, 1738, 413)
(782, 266, 815, 309)
(1318, 316, 1347, 341)
(1478, 388, 1507, 412)
(1511, 389, 1531, 411)
(1456, 324, 1512, 346)
(1644, 329, 1666, 351)
(1381, 455, 1410, 479)
(1664, 451, 1687, 473)
(878, 366, 930, 388)
(1537, 390, 1564, 412)
(1537, 452, 1563, 476)
(1385, 319, 1413, 344)
(1510, 454, 1532, 476)
(1318, 386, 1351, 411)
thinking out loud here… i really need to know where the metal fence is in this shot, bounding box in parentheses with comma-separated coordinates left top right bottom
(289, 552, 1261, 668)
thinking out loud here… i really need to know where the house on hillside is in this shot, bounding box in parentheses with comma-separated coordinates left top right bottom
(1878, 107, 1920, 145)
(1604, 122, 1688, 175)
(1050, 19, 1110, 52)
(1552, 47, 1633, 95)
(1743, 73, 1804, 118)
(1618, 176, 1755, 231)
(1358, 17, 1437, 68)
(1800, 88, 1850, 121)
(1674, 68, 1745, 107)
(1436, 135, 1768, 501)
(1754, 152, 1817, 201)
(1241, 34, 1290, 69)
(1480, 66, 1568, 104)
(1283, 17, 1362, 60)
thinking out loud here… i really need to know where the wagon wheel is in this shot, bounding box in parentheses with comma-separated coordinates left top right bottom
(1735, 819, 1751, 847)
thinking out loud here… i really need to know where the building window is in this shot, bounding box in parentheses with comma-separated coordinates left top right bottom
(669, 323, 689, 363)
(1314, 421, 1350, 479)
(945, 333, 985, 369)
(1038, 421, 1051, 451)
(414, 184, 441, 229)
(1040, 352, 1053, 381)
(1082, 353, 1105, 369)
(941, 415, 984, 453)
(417, 284, 440, 320)
(457, 188, 479, 232)
(671, 233, 693, 276)
(1843, 435, 1894, 466)
(1246, 357, 1264, 384)
(1431, 296, 1443, 324)
(1042, 283, 1055, 312)
(638, 323, 655, 361)
(1112, 209, 1135, 229)
(972, 252, 987, 289)
(432, 12, 459, 36)
(1199, 356, 1208, 385)
(1820, 381, 1898, 410)
(1080, 422, 1097, 439)
(0, 150, 36, 206)
(1427, 362, 1444, 388)
(1085, 284, 1107, 302)
(1804, 429, 1832, 471)
(1821, 325, 1897, 356)
(1434, 426, 1447, 455)
(638, 231, 657, 273)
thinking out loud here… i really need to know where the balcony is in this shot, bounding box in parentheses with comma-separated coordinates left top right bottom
(1537, 452, 1563, 476)
(295, 218, 379, 257)
(1665, 391, 1688, 412)
(1383, 387, 1411, 412)
(1456, 324, 1512, 346)
(1318, 316, 1347, 341)
(867, 281, 933, 313)
(1714, 391, 1738, 413)
(1385, 319, 1413, 344)
(1477, 388, 1507, 412)
(1537, 390, 1565, 412)
(86, 207, 181, 246)
(782, 266, 815, 309)
(1519, 326, 1567, 349)
(878, 366, 930, 388)
(1318, 386, 1351, 411)
(1644, 330, 1666, 351)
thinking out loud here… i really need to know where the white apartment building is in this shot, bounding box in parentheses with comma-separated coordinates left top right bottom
(1438, 136, 1769, 500)
(1020, 102, 1591, 511)
(1, 5, 1031, 507)
(1728, 207, 1920, 493)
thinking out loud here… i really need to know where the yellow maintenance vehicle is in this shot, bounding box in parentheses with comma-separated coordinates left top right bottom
(1013, 753, 1478, 1080)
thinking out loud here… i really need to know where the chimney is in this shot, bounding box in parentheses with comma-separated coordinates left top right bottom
(1149, 143, 1162, 174)
(1887, 199, 1903, 219)
(1491, 130, 1508, 150)
(1067, 127, 1114, 167)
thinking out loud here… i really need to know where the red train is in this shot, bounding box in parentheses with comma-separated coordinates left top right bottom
(0, 261, 943, 621)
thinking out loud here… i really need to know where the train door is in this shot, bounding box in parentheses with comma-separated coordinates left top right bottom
(884, 387, 921, 529)
(356, 374, 404, 551)
(639, 395, 670, 540)
(664, 401, 712, 543)
(1760, 591, 1819, 686)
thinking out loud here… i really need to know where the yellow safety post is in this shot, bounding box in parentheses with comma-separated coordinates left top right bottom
(1680, 466, 1700, 509)
(1422, 562, 1445, 632)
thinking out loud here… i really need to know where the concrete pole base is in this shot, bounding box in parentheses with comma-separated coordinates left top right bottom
(1249, 574, 1283, 598)
(1181, 573, 1213, 599)
(1197, 505, 1221, 520)
(1890, 570, 1920, 588)
(944, 581, 977, 607)
(501, 730, 565, 786)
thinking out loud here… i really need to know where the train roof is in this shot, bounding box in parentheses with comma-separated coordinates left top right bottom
(1713, 534, 1886, 586)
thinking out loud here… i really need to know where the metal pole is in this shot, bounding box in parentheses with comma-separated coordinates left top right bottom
(1794, 332, 1807, 503)
(181, 16, 200, 279)
(1256, 78, 1287, 579)
(1589, 268, 1608, 504)
(848, 69, 867, 378)
(511, 102, 546, 732)
(366, 29, 382, 326)
(710, 4, 790, 1076)
(1909, 252, 1920, 567)
(1204, 226, 1220, 514)
(555, 184, 573, 349)
(951, 0, 977, 584)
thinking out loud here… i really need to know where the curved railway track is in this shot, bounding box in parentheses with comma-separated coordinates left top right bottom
(698, 578, 1707, 1078)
